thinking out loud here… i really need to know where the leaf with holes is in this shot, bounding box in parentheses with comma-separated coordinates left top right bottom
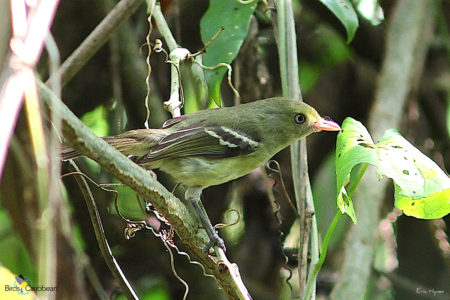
(377, 129, 450, 219)
(335, 118, 377, 223)
(317, 0, 359, 43)
(336, 118, 450, 222)
(200, 0, 257, 105)
(394, 187, 450, 219)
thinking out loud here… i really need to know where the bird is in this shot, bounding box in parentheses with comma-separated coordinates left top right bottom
(61, 97, 341, 252)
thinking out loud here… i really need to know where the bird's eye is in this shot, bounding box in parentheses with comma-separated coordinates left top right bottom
(294, 113, 306, 124)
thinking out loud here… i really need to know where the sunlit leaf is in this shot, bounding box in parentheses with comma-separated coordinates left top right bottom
(377, 129, 450, 199)
(356, 0, 384, 26)
(81, 105, 109, 137)
(336, 118, 450, 222)
(395, 187, 450, 220)
(200, 0, 257, 105)
(335, 118, 377, 222)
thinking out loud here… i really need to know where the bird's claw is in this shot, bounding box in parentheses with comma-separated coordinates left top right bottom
(202, 232, 226, 253)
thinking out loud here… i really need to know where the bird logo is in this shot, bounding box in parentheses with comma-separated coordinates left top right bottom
(14, 274, 32, 295)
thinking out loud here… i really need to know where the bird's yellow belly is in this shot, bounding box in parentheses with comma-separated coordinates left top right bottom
(157, 154, 266, 188)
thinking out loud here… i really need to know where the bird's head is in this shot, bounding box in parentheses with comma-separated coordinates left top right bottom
(258, 98, 341, 143)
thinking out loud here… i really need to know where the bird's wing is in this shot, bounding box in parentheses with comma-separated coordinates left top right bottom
(137, 126, 260, 163)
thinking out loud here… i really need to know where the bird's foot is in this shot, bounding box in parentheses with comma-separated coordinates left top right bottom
(203, 231, 226, 253)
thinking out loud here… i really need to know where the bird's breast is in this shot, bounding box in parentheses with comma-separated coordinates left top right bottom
(157, 152, 268, 188)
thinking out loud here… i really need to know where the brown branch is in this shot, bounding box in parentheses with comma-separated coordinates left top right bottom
(46, 0, 144, 87)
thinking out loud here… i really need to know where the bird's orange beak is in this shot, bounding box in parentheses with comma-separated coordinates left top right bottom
(313, 118, 341, 132)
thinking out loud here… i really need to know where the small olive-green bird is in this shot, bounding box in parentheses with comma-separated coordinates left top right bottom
(62, 98, 340, 251)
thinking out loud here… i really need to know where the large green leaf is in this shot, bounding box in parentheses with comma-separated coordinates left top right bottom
(336, 118, 450, 222)
(317, 0, 359, 42)
(200, 0, 257, 105)
(335, 118, 377, 222)
(377, 129, 450, 199)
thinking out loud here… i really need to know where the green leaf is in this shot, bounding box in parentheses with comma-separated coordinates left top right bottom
(336, 118, 377, 222)
(81, 105, 109, 137)
(377, 129, 450, 199)
(108, 184, 148, 219)
(317, 0, 359, 42)
(200, 0, 257, 105)
(336, 118, 450, 222)
(0, 211, 36, 281)
(336, 186, 357, 223)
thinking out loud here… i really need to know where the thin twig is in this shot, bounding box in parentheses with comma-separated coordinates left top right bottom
(190, 26, 225, 57)
(144, 2, 155, 128)
(193, 60, 240, 100)
(64, 166, 139, 300)
(214, 209, 241, 229)
(164, 241, 190, 300)
(265, 160, 299, 217)
(263, 161, 295, 295)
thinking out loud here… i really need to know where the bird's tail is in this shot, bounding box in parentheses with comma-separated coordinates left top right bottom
(60, 146, 83, 160)
(60, 129, 167, 161)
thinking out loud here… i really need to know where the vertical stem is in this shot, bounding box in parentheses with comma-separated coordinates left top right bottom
(303, 164, 368, 300)
(150, 0, 178, 51)
(274, 0, 318, 298)
(24, 70, 56, 299)
(149, 0, 184, 117)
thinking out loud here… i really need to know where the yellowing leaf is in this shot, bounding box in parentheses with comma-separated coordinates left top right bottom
(336, 118, 450, 221)
(395, 188, 450, 219)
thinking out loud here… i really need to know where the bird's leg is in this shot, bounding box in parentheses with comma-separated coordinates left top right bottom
(185, 187, 226, 252)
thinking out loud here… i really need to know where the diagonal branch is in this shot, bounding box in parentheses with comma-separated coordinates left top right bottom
(38, 80, 249, 299)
